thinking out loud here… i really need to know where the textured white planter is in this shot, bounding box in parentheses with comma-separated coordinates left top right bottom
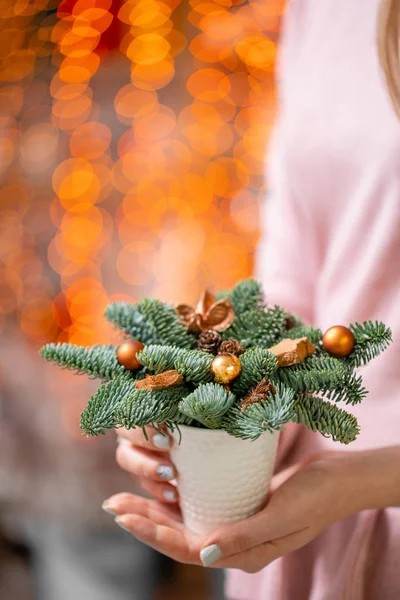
(170, 425, 280, 535)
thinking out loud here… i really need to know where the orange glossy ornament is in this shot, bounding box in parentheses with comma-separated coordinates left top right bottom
(116, 340, 144, 370)
(322, 326, 355, 357)
(211, 352, 242, 384)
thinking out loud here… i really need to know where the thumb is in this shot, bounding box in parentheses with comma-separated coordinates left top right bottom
(199, 459, 313, 567)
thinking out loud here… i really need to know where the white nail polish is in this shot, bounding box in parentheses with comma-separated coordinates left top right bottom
(153, 433, 170, 450)
(102, 504, 117, 517)
(115, 518, 130, 533)
(157, 465, 174, 480)
(200, 544, 223, 567)
(117, 438, 130, 446)
(163, 489, 176, 502)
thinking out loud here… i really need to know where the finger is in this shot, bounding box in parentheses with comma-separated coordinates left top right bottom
(139, 478, 179, 504)
(116, 443, 176, 482)
(200, 500, 307, 565)
(269, 458, 314, 494)
(103, 493, 182, 526)
(207, 526, 312, 572)
(200, 459, 315, 563)
(115, 513, 203, 565)
(116, 426, 172, 452)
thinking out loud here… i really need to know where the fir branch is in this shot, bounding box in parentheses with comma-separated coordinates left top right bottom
(232, 348, 278, 397)
(115, 387, 187, 429)
(80, 376, 136, 436)
(228, 278, 266, 314)
(223, 305, 287, 348)
(104, 302, 157, 344)
(137, 345, 186, 373)
(283, 325, 323, 347)
(137, 297, 195, 349)
(344, 321, 393, 368)
(223, 383, 296, 440)
(174, 350, 214, 384)
(294, 394, 359, 444)
(276, 356, 367, 405)
(39, 343, 130, 381)
(179, 383, 236, 429)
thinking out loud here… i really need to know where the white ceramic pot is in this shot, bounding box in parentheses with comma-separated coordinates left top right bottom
(170, 425, 280, 535)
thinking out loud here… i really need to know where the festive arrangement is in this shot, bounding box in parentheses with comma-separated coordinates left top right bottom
(40, 279, 392, 445)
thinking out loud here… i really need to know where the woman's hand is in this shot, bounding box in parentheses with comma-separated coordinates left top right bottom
(104, 442, 400, 572)
(112, 427, 179, 504)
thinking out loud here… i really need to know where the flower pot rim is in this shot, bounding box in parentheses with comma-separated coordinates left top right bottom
(170, 424, 280, 440)
(170, 424, 229, 440)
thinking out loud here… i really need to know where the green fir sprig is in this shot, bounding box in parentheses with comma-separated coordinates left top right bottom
(39, 278, 392, 444)
(293, 394, 360, 444)
(80, 376, 136, 436)
(222, 383, 296, 440)
(40, 343, 130, 381)
(179, 383, 235, 429)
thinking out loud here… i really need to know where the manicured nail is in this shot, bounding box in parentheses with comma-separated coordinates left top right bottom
(157, 465, 174, 480)
(163, 489, 177, 502)
(102, 501, 117, 517)
(200, 544, 222, 567)
(153, 433, 170, 450)
(115, 517, 130, 533)
(117, 438, 130, 446)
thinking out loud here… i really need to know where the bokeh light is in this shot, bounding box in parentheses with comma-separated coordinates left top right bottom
(1, 0, 285, 354)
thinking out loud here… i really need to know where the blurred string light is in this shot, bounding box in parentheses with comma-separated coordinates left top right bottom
(0, 0, 62, 342)
(1, 0, 285, 346)
(114, 0, 284, 302)
(49, 0, 115, 345)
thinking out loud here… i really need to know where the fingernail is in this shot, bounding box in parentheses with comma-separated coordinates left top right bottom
(200, 544, 223, 567)
(153, 433, 170, 450)
(163, 489, 177, 502)
(102, 501, 117, 517)
(117, 438, 130, 446)
(115, 517, 130, 533)
(157, 465, 174, 481)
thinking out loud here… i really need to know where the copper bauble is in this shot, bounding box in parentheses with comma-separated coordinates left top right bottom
(116, 340, 144, 370)
(322, 326, 355, 357)
(211, 352, 242, 384)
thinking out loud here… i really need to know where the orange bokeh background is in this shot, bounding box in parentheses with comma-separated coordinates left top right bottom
(0, 0, 285, 349)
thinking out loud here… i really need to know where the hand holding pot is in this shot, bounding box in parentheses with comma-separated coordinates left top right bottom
(103, 446, 400, 571)
(114, 427, 179, 504)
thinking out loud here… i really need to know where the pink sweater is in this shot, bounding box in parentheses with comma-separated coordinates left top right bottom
(226, 1, 400, 599)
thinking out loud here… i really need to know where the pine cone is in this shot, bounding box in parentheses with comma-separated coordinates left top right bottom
(240, 378, 275, 410)
(284, 313, 296, 330)
(197, 329, 222, 354)
(219, 339, 245, 356)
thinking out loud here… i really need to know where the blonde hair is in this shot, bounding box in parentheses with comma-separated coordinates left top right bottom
(378, 0, 400, 116)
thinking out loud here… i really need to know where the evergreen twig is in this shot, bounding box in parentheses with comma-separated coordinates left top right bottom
(115, 387, 188, 429)
(223, 383, 296, 440)
(137, 345, 186, 373)
(137, 297, 195, 349)
(179, 383, 236, 429)
(40, 343, 131, 381)
(294, 394, 359, 444)
(345, 321, 392, 368)
(224, 305, 287, 348)
(174, 350, 214, 384)
(80, 376, 136, 436)
(232, 348, 278, 396)
(105, 302, 157, 344)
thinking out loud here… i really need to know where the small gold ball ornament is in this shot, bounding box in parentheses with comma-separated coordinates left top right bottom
(322, 325, 355, 357)
(211, 352, 242, 384)
(116, 340, 144, 371)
